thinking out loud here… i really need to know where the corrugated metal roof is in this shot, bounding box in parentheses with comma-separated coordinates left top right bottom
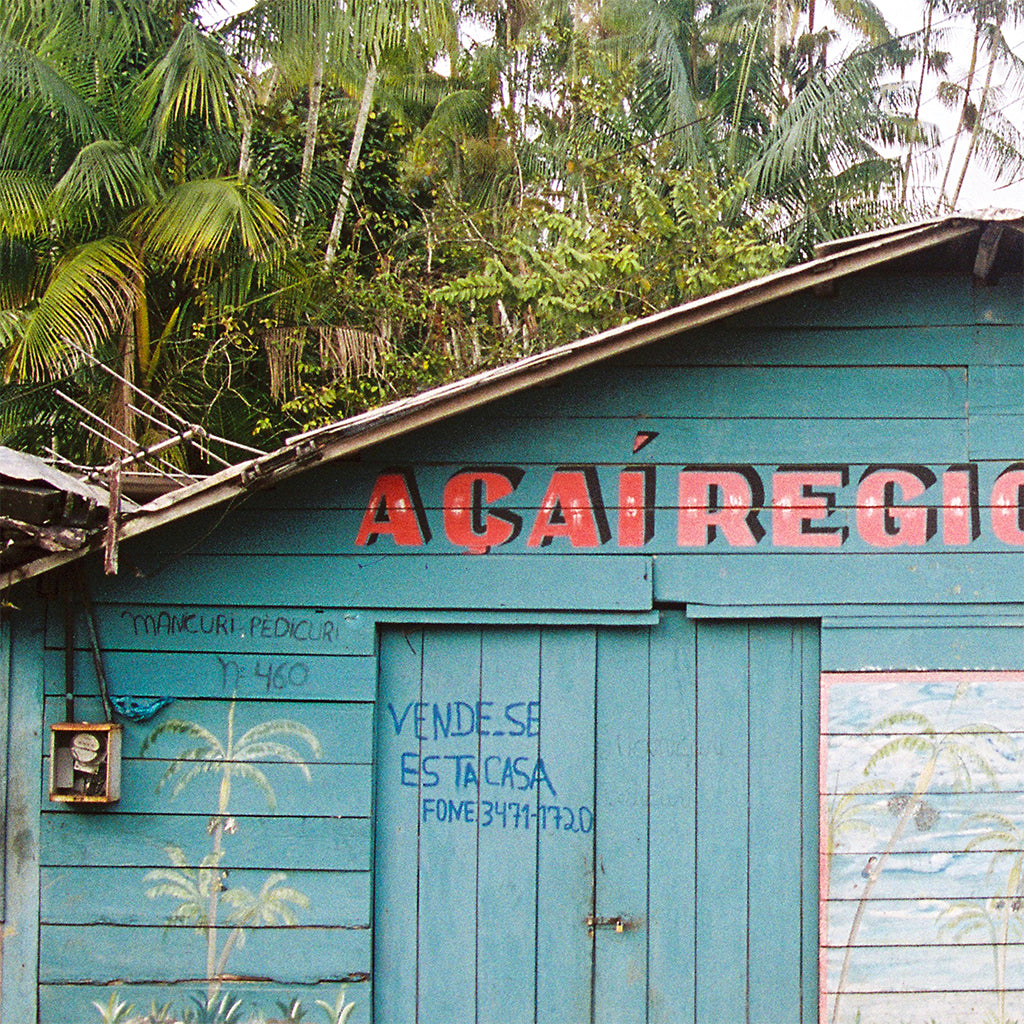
(1, 212, 1014, 589)
(0, 447, 116, 507)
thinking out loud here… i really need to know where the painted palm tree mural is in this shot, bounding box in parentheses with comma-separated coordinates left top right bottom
(822, 671, 1024, 1024)
(141, 699, 323, 1004)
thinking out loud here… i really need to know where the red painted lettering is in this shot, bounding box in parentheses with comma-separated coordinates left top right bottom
(856, 467, 936, 547)
(527, 468, 610, 548)
(942, 465, 981, 545)
(443, 468, 524, 554)
(771, 467, 848, 548)
(991, 464, 1024, 545)
(677, 467, 765, 547)
(355, 471, 431, 546)
(618, 468, 655, 547)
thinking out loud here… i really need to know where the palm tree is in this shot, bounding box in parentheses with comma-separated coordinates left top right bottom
(142, 699, 322, 998)
(901, 0, 950, 203)
(0, 0, 288, 460)
(945, 0, 1024, 209)
(322, 0, 457, 270)
(958, 811, 1024, 1023)
(226, 0, 345, 237)
(829, 707, 1003, 1024)
(227, 0, 456, 270)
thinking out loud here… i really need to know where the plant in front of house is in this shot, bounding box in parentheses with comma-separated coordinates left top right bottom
(141, 699, 322, 1005)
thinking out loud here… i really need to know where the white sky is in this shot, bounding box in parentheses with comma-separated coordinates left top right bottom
(875, 0, 1024, 212)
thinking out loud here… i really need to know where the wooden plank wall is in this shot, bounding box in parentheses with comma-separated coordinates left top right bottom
(36, 600, 376, 1024)
(820, 668, 1024, 1024)
(116, 271, 1024, 613)
(19, 268, 1024, 1023)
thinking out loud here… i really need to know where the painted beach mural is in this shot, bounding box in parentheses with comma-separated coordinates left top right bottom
(39, 603, 374, 1024)
(822, 671, 1024, 1024)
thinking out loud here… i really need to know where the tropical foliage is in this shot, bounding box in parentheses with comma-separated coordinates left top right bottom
(0, 0, 1017, 464)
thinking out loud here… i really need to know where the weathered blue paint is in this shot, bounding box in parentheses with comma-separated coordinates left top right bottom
(373, 616, 818, 1024)
(41, 866, 370, 926)
(2, 604, 43, 1023)
(0, 617, 9, 922)
(41, 812, 370, 869)
(89, 554, 655, 610)
(9, 268, 1024, 1022)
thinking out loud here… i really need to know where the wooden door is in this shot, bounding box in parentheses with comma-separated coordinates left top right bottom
(373, 614, 819, 1024)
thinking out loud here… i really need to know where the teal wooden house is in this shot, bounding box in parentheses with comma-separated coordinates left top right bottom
(5, 213, 1024, 1024)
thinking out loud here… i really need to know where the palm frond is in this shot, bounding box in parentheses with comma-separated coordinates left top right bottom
(235, 718, 323, 757)
(164, 760, 224, 800)
(136, 21, 245, 154)
(827, 0, 893, 45)
(741, 45, 890, 200)
(49, 141, 156, 229)
(233, 743, 313, 781)
(0, 34, 99, 143)
(5, 236, 141, 382)
(0, 169, 49, 236)
(863, 735, 933, 774)
(143, 717, 223, 755)
(225, 761, 276, 809)
(135, 178, 287, 268)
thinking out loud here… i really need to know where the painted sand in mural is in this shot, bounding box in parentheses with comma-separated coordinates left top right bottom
(822, 671, 1024, 1024)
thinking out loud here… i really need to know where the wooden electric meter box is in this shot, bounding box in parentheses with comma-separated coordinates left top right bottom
(49, 722, 122, 805)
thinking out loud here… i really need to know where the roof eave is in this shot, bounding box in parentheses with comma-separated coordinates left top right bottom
(0, 215, 982, 591)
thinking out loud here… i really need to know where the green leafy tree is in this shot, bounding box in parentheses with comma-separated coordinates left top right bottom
(0, 0, 288, 462)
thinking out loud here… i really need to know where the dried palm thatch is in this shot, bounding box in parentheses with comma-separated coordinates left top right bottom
(262, 326, 307, 401)
(316, 325, 390, 381)
(262, 324, 391, 401)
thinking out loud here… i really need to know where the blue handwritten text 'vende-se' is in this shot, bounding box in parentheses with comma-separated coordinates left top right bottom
(387, 699, 540, 740)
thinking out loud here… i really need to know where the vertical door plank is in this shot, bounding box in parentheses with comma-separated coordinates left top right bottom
(476, 627, 541, 1024)
(594, 626, 650, 1024)
(695, 621, 750, 1024)
(536, 628, 597, 1024)
(798, 622, 820, 1024)
(1, 603, 43, 1023)
(416, 628, 481, 1024)
(374, 628, 424, 1024)
(0, 614, 9, 923)
(647, 611, 697, 1024)
(747, 623, 804, 1024)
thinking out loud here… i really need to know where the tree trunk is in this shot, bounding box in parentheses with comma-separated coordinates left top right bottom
(294, 53, 324, 240)
(323, 58, 380, 272)
(105, 311, 137, 457)
(772, 0, 784, 122)
(901, 0, 935, 203)
(206, 702, 235, 1002)
(937, 16, 982, 210)
(238, 117, 253, 181)
(239, 68, 279, 182)
(950, 16, 1004, 210)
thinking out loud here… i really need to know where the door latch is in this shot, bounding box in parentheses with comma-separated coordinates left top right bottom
(585, 914, 625, 937)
